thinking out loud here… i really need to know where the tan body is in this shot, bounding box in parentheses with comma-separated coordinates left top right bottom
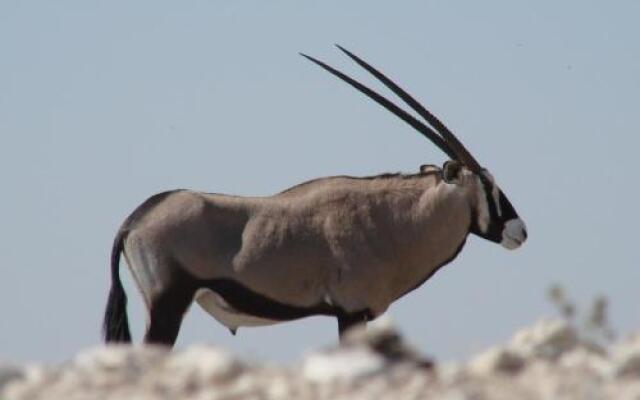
(124, 169, 474, 328)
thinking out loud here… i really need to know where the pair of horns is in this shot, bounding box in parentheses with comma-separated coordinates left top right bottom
(301, 45, 483, 173)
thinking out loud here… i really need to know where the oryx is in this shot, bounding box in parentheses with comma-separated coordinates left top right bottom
(103, 45, 527, 346)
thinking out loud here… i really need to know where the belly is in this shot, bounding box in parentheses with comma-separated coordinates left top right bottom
(194, 288, 280, 330)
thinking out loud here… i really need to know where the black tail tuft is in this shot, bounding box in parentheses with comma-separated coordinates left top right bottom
(102, 230, 132, 343)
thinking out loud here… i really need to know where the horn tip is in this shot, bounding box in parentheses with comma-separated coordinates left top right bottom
(299, 52, 315, 61)
(335, 44, 349, 53)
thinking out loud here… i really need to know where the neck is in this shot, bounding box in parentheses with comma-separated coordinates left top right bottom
(385, 181, 472, 302)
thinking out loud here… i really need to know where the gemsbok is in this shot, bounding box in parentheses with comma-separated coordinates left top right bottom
(103, 45, 527, 346)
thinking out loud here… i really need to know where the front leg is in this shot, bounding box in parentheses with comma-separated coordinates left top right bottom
(337, 310, 369, 342)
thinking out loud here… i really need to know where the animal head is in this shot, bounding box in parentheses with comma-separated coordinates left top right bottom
(302, 45, 527, 250)
(441, 160, 526, 249)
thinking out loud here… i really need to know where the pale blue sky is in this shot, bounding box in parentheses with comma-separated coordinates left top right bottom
(1, 1, 638, 363)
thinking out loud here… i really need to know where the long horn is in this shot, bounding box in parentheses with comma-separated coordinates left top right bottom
(335, 45, 484, 173)
(300, 53, 458, 161)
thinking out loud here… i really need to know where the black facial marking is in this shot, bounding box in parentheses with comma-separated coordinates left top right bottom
(498, 191, 519, 222)
(471, 174, 521, 243)
(469, 176, 502, 242)
(479, 176, 500, 221)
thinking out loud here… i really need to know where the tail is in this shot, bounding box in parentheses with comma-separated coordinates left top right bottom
(102, 229, 132, 343)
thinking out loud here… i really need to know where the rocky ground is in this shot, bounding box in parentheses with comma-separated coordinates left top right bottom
(2, 319, 640, 400)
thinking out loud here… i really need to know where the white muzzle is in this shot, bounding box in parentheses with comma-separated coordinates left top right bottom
(501, 218, 527, 250)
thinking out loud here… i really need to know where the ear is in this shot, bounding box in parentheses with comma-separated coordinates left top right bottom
(419, 164, 440, 174)
(443, 160, 463, 184)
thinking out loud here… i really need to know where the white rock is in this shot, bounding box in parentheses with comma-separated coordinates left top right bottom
(342, 316, 431, 366)
(510, 318, 578, 360)
(559, 346, 610, 377)
(469, 346, 525, 375)
(0, 364, 25, 391)
(610, 334, 640, 379)
(302, 348, 385, 383)
(436, 362, 468, 386)
(1, 365, 47, 400)
(341, 316, 396, 348)
(73, 344, 168, 372)
(4, 321, 640, 400)
(164, 345, 243, 383)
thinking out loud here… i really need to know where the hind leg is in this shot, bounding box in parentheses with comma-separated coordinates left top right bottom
(143, 265, 198, 346)
(144, 290, 193, 346)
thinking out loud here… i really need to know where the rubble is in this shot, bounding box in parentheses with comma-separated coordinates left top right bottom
(2, 319, 639, 400)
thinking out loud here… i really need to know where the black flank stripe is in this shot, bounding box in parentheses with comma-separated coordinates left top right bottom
(204, 278, 374, 323)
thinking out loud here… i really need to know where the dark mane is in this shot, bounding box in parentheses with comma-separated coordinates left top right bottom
(278, 169, 440, 195)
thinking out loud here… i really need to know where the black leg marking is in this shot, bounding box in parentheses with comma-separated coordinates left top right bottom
(144, 303, 187, 346)
(337, 310, 371, 341)
(144, 263, 197, 347)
